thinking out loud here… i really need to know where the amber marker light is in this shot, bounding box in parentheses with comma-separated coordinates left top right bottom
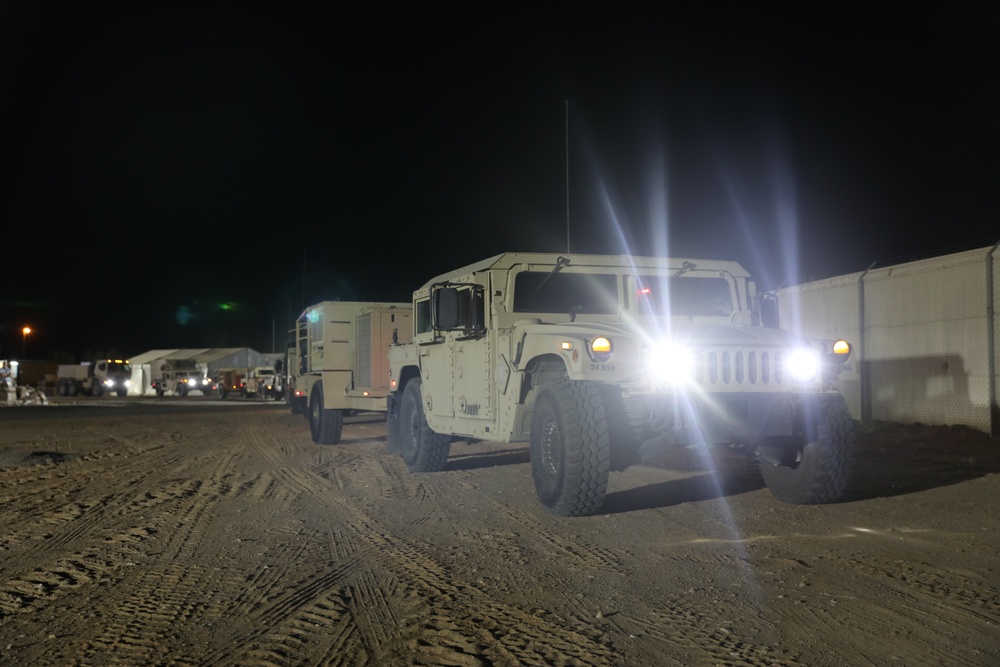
(589, 337, 613, 362)
(833, 340, 851, 356)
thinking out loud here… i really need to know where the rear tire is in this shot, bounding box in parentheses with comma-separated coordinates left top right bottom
(530, 376, 611, 517)
(758, 396, 857, 504)
(309, 382, 344, 445)
(398, 379, 450, 472)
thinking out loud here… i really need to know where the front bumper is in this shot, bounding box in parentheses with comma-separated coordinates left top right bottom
(625, 391, 830, 446)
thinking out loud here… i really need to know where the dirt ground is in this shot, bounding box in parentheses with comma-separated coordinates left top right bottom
(0, 397, 997, 666)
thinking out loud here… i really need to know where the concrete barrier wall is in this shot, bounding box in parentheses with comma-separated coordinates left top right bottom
(776, 245, 999, 436)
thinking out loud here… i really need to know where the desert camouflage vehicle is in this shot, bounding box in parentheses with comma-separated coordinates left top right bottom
(292, 301, 412, 444)
(387, 252, 855, 516)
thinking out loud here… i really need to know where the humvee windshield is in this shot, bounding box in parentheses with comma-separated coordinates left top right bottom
(513, 272, 618, 315)
(635, 275, 733, 317)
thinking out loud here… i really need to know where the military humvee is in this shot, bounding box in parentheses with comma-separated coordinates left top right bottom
(387, 252, 855, 517)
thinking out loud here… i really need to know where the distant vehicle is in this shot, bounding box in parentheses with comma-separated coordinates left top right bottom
(214, 367, 248, 399)
(56, 359, 132, 397)
(291, 301, 412, 444)
(242, 366, 282, 399)
(151, 360, 211, 397)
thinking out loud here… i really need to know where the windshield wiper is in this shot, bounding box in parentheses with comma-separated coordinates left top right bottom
(527, 255, 571, 305)
(672, 260, 697, 278)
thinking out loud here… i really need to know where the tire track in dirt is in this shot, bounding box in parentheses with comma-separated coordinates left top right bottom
(77, 477, 239, 665)
(152, 415, 621, 667)
(469, 502, 805, 667)
(217, 466, 621, 667)
(750, 548, 1000, 665)
(0, 428, 217, 622)
(0, 412, 242, 651)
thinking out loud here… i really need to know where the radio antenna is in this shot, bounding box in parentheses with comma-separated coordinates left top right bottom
(565, 100, 570, 254)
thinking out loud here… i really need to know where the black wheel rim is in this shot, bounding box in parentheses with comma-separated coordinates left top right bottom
(538, 412, 561, 478)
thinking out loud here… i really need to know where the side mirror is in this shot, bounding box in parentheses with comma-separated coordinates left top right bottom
(758, 293, 779, 329)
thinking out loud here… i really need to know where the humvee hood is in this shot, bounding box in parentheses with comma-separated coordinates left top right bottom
(517, 320, 807, 347)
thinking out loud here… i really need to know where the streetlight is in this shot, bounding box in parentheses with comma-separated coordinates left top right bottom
(22, 326, 31, 359)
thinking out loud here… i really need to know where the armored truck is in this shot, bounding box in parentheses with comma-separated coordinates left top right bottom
(241, 366, 280, 399)
(292, 301, 412, 444)
(386, 252, 855, 517)
(152, 360, 211, 397)
(214, 367, 248, 398)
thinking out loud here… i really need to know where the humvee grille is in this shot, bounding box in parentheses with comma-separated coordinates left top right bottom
(694, 348, 787, 387)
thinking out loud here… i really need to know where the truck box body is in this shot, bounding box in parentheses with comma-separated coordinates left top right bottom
(293, 301, 412, 443)
(295, 301, 412, 412)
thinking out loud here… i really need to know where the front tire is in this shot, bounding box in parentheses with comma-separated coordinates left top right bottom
(309, 382, 344, 445)
(530, 377, 611, 517)
(398, 379, 450, 472)
(758, 396, 857, 504)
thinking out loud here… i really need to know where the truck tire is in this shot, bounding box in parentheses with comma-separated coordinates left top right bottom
(155, 386, 164, 397)
(58, 380, 69, 397)
(757, 396, 857, 504)
(309, 382, 344, 445)
(288, 392, 303, 415)
(92, 384, 103, 398)
(116, 388, 127, 397)
(530, 376, 611, 517)
(398, 379, 450, 472)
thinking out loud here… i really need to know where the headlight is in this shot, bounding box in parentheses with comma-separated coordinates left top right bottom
(644, 341, 695, 385)
(786, 348, 820, 382)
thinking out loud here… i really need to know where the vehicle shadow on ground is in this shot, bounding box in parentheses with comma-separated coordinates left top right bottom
(849, 422, 1000, 500)
(603, 450, 766, 514)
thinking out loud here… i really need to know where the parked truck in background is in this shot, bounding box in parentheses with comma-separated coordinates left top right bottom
(386, 252, 855, 517)
(241, 365, 283, 399)
(56, 359, 132, 397)
(214, 367, 249, 398)
(151, 359, 211, 397)
(292, 301, 412, 444)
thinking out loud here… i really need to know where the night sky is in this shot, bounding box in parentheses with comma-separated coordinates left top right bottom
(4, 7, 997, 362)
